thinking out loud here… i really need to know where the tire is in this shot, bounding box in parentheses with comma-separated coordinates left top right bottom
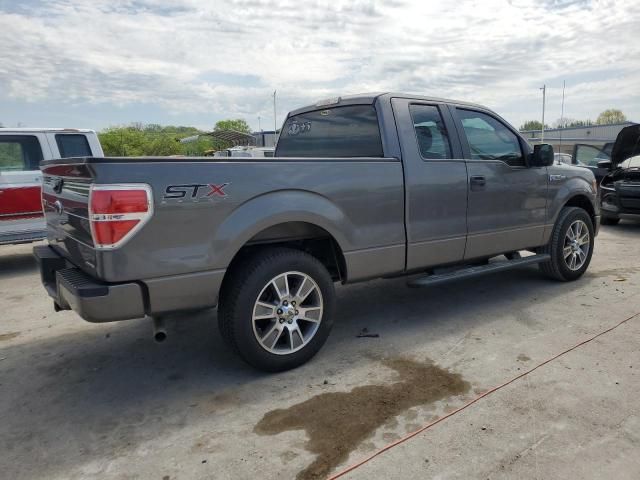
(601, 215, 620, 226)
(218, 247, 335, 372)
(539, 207, 595, 281)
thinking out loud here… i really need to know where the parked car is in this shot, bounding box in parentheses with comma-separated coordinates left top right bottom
(572, 142, 614, 185)
(34, 93, 599, 371)
(597, 124, 640, 225)
(0, 128, 103, 245)
(211, 146, 275, 158)
(554, 153, 573, 165)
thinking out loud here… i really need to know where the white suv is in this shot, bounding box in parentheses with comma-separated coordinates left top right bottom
(0, 128, 103, 245)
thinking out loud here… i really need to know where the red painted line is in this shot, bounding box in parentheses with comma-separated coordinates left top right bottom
(328, 311, 640, 479)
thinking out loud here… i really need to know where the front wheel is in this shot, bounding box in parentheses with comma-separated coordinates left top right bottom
(539, 207, 595, 281)
(218, 247, 335, 372)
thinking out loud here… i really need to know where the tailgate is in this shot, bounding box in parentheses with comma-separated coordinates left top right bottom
(41, 162, 97, 274)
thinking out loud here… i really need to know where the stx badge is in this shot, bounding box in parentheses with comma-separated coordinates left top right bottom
(163, 183, 230, 201)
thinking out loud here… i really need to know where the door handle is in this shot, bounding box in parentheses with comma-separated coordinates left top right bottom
(470, 175, 486, 186)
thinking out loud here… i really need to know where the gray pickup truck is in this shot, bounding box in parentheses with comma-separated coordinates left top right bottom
(34, 93, 599, 371)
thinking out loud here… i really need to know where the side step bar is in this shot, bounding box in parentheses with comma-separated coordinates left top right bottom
(407, 254, 551, 288)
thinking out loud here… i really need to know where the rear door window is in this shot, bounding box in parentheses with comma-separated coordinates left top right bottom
(409, 104, 452, 159)
(276, 105, 383, 157)
(0, 136, 43, 171)
(456, 109, 525, 167)
(55, 134, 91, 158)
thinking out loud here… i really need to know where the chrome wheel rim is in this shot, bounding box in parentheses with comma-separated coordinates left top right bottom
(252, 271, 323, 355)
(563, 220, 590, 271)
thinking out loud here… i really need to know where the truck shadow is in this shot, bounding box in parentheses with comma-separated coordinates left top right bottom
(0, 246, 39, 279)
(0, 266, 606, 479)
(603, 220, 640, 235)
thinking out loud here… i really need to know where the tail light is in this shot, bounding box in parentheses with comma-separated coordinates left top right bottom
(89, 184, 153, 249)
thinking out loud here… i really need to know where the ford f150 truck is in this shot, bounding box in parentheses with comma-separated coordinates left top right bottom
(34, 93, 599, 371)
(0, 128, 103, 245)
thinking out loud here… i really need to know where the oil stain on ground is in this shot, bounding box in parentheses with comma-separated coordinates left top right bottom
(0, 332, 20, 341)
(254, 358, 470, 480)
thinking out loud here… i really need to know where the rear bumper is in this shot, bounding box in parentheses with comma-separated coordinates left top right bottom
(33, 245, 226, 323)
(0, 229, 46, 246)
(34, 245, 145, 322)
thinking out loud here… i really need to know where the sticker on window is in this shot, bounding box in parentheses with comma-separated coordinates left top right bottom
(287, 121, 312, 136)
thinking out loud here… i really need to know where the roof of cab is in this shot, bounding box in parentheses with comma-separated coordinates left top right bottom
(287, 92, 486, 117)
(0, 127, 96, 133)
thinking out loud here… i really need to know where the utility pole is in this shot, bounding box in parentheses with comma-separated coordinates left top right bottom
(273, 90, 277, 135)
(540, 84, 546, 143)
(559, 81, 566, 152)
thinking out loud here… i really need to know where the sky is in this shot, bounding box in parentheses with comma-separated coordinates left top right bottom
(0, 0, 639, 132)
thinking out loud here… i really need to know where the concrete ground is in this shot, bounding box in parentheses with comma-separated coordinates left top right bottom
(1, 223, 639, 480)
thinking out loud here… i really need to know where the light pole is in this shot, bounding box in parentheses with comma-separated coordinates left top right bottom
(273, 90, 277, 135)
(540, 84, 546, 143)
(559, 81, 566, 152)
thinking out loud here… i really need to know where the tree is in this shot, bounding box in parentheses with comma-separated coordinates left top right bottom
(519, 120, 548, 131)
(214, 119, 251, 133)
(553, 118, 594, 128)
(98, 124, 211, 157)
(596, 109, 627, 125)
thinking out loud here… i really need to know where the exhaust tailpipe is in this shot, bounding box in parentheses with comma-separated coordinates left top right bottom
(152, 316, 167, 343)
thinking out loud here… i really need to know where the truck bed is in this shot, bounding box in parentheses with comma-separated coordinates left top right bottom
(41, 155, 406, 283)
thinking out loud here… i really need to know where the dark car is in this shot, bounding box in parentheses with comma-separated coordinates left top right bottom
(572, 142, 614, 185)
(598, 124, 640, 225)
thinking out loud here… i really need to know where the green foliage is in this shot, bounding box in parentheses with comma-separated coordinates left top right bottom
(98, 123, 241, 157)
(596, 109, 627, 125)
(214, 119, 251, 134)
(519, 120, 548, 131)
(0, 142, 23, 170)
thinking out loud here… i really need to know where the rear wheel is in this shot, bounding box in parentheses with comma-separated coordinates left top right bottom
(539, 207, 594, 281)
(218, 247, 335, 372)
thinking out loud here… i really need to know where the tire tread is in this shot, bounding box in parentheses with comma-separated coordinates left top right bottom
(218, 247, 334, 371)
(539, 206, 593, 281)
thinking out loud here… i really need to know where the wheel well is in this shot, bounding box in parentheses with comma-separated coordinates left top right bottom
(228, 222, 347, 282)
(565, 195, 596, 226)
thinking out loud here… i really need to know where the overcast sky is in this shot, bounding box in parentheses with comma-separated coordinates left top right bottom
(0, 0, 638, 132)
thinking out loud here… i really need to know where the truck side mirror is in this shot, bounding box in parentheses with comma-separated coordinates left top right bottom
(597, 159, 613, 170)
(530, 144, 554, 167)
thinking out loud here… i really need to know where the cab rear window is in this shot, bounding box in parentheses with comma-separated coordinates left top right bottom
(0, 135, 43, 171)
(276, 105, 383, 157)
(56, 134, 91, 158)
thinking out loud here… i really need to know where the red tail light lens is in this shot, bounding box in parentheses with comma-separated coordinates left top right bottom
(91, 189, 149, 214)
(89, 185, 153, 249)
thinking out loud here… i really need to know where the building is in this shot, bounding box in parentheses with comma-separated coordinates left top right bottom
(521, 122, 636, 154)
(252, 130, 279, 148)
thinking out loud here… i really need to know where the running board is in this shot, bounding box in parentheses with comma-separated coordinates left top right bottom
(407, 254, 551, 288)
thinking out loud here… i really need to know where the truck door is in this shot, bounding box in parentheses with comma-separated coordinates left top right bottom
(451, 107, 548, 259)
(0, 134, 49, 242)
(572, 144, 610, 184)
(391, 98, 468, 270)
